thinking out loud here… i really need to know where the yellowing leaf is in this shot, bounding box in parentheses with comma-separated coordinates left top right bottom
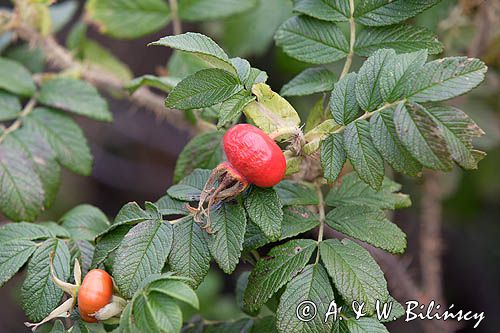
(243, 83, 301, 136)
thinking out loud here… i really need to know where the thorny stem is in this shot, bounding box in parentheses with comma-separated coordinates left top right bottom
(0, 96, 36, 144)
(340, 0, 356, 79)
(169, 0, 182, 35)
(314, 182, 325, 264)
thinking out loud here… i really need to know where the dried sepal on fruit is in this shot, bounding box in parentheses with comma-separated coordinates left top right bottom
(24, 254, 126, 330)
(24, 255, 82, 331)
(192, 124, 286, 231)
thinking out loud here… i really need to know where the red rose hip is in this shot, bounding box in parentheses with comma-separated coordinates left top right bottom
(223, 124, 286, 187)
(193, 124, 286, 232)
(78, 269, 113, 323)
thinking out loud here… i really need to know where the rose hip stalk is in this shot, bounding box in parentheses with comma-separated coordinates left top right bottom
(194, 124, 286, 230)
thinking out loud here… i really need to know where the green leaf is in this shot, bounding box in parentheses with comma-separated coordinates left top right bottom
(222, 0, 293, 58)
(0, 145, 44, 221)
(39, 222, 71, 239)
(236, 272, 258, 316)
(277, 264, 334, 333)
(155, 195, 189, 216)
(426, 105, 485, 169)
(275, 180, 319, 206)
(98, 202, 159, 239)
(50, 320, 66, 333)
(92, 224, 131, 268)
(330, 72, 361, 125)
(245, 68, 269, 90)
(168, 169, 211, 201)
(0, 58, 36, 96)
(320, 239, 389, 314)
(293, 0, 350, 22)
(69, 240, 95, 275)
(118, 302, 136, 332)
(355, 25, 442, 57)
(244, 239, 316, 312)
(151, 32, 236, 75)
(25, 107, 93, 175)
(86, 0, 170, 39)
(355, 49, 395, 111)
(354, 0, 441, 26)
(0, 222, 53, 243)
(7, 127, 61, 208)
(167, 51, 209, 79)
(281, 206, 320, 239)
(230, 57, 251, 83)
(305, 98, 329, 133)
(325, 172, 411, 210)
(81, 40, 133, 81)
(406, 57, 487, 102)
(335, 316, 389, 333)
(174, 131, 223, 183)
(370, 108, 422, 176)
(217, 92, 255, 128)
(147, 277, 199, 309)
(0, 239, 36, 287)
(281, 67, 336, 96)
(0, 91, 21, 121)
(320, 133, 346, 183)
(243, 206, 320, 251)
(394, 103, 452, 171)
(38, 78, 112, 122)
(379, 50, 427, 103)
(206, 202, 247, 274)
(21, 239, 71, 321)
(275, 16, 349, 64)
(126, 75, 180, 94)
(179, 0, 257, 21)
(114, 219, 173, 298)
(169, 216, 211, 287)
(244, 187, 283, 241)
(344, 120, 385, 190)
(5, 44, 45, 73)
(132, 291, 182, 333)
(50, 0, 79, 33)
(60, 204, 110, 241)
(326, 206, 406, 253)
(242, 83, 301, 135)
(165, 68, 242, 110)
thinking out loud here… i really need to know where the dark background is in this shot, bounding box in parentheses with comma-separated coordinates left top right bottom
(0, 0, 499, 332)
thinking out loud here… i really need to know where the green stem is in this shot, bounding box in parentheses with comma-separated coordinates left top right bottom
(340, 0, 356, 79)
(168, 0, 182, 35)
(315, 182, 325, 264)
(331, 100, 405, 135)
(0, 96, 37, 144)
